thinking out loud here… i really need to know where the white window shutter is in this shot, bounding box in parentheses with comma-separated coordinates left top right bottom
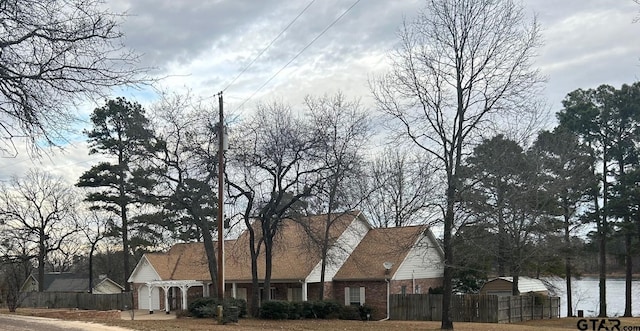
(287, 288, 293, 301)
(360, 287, 366, 305)
(344, 287, 350, 305)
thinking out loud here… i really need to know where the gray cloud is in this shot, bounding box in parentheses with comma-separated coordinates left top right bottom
(5, 0, 638, 182)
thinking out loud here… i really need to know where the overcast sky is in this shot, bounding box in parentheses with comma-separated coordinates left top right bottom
(2, 0, 640, 185)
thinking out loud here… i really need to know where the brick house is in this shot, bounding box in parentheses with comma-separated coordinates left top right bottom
(128, 211, 443, 319)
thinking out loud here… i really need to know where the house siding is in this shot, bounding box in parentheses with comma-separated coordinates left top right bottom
(394, 236, 444, 281)
(390, 278, 443, 294)
(307, 216, 369, 283)
(129, 257, 161, 283)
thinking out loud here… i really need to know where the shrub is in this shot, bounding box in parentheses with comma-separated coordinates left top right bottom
(259, 300, 291, 319)
(301, 301, 316, 318)
(321, 300, 343, 319)
(358, 304, 373, 321)
(300, 300, 344, 319)
(187, 297, 247, 319)
(289, 302, 304, 319)
(188, 297, 220, 318)
(340, 305, 361, 320)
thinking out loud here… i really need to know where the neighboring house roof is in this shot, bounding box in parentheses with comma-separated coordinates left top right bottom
(94, 277, 125, 293)
(21, 272, 124, 293)
(484, 276, 548, 293)
(129, 211, 445, 285)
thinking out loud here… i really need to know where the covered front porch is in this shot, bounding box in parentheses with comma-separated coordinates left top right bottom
(143, 280, 204, 314)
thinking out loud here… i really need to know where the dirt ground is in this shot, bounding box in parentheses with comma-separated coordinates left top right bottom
(4, 309, 640, 331)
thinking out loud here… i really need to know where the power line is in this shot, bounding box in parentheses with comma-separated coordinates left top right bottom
(221, 0, 317, 93)
(233, 0, 363, 112)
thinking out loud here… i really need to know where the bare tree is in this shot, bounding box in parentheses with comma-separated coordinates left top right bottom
(151, 92, 223, 297)
(371, 0, 543, 328)
(0, 169, 79, 292)
(302, 92, 371, 300)
(0, 231, 35, 311)
(78, 209, 112, 293)
(0, 0, 149, 154)
(227, 101, 324, 316)
(363, 147, 438, 228)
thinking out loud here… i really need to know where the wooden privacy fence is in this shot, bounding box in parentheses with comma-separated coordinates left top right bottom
(19, 292, 132, 311)
(390, 294, 560, 323)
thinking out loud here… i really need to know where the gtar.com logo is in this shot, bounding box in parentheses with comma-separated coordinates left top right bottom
(577, 319, 620, 331)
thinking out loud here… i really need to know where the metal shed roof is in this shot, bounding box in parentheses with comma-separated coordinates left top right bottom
(489, 276, 548, 293)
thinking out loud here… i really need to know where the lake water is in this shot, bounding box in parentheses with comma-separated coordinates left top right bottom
(544, 277, 640, 317)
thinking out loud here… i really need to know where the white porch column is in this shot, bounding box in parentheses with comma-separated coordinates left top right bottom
(162, 286, 171, 314)
(147, 284, 154, 314)
(180, 285, 188, 310)
(302, 281, 308, 301)
(232, 282, 237, 299)
(203, 282, 210, 297)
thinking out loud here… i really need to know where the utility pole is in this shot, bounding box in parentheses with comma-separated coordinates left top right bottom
(217, 91, 225, 302)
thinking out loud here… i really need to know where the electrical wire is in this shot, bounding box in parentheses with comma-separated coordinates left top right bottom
(221, 0, 317, 93)
(233, 0, 363, 112)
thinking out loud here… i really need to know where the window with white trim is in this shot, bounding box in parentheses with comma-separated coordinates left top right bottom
(344, 286, 365, 306)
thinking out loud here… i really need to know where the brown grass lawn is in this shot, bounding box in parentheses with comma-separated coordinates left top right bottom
(100, 318, 640, 331)
(5, 309, 640, 331)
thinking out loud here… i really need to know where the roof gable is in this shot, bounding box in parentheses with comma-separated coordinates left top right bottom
(94, 277, 125, 293)
(128, 255, 162, 283)
(228, 211, 362, 281)
(334, 225, 438, 281)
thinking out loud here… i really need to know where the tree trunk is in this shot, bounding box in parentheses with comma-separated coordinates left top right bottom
(497, 190, 506, 277)
(248, 227, 260, 317)
(318, 235, 329, 300)
(596, 193, 607, 317)
(201, 227, 218, 298)
(440, 185, 455, 330)
(318, 210, 334, 300)
(122, 204, 130, 292)
(264, 237, 273, 301)
(624, 231, 632, 317)
(89, 244, 96, 294)
(38, 239, 45, 292)
(564, 215, 573, 317)
(511, 267, 520, 296)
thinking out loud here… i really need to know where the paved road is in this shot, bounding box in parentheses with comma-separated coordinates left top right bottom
(0, 314, 132, 331)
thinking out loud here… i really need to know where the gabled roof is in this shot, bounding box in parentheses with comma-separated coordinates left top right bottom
(144, 242, 216, 281)
(333, 225, 434, 281)
(133, 211, 363, 283)
(95, 277, 125, 291)
(227, 211, 363, 281)
(23, 272, 125, 293)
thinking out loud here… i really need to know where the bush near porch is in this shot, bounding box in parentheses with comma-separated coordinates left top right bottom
(187, 297, 247, 318)
(259, 300, 373, 321)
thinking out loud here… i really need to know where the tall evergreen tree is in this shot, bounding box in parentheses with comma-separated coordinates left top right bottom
(77, 97, 163, 291)
(531, 127, 594, 317)
(558, 82, 640, 317)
